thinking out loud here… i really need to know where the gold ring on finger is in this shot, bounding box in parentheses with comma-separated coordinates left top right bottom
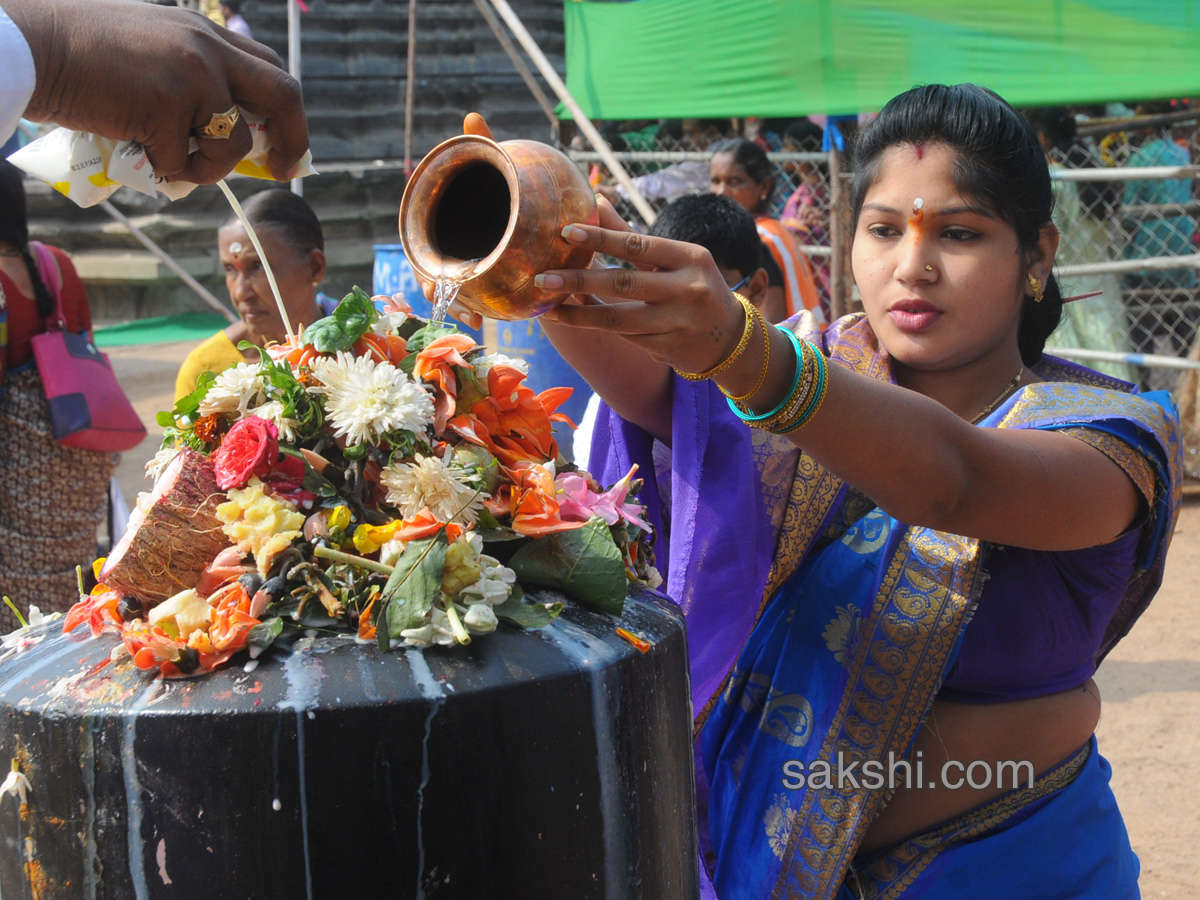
(197, 105, 240, 140)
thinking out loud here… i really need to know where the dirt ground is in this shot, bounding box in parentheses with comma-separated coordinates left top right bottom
(109, 340, 1200, 895)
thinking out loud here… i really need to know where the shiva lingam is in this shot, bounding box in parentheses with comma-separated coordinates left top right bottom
(399, 113, 598, 320)
(0, 589, 697, 899)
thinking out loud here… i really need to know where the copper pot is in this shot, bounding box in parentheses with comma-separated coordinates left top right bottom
(398, 133, 597, 321)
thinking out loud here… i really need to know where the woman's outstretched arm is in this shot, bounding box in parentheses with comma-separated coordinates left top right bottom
(540, 221, 1143, 551)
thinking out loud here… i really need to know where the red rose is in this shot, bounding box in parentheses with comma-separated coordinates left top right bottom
(261, 454, 315, 504)
(211, 416, 279, 490)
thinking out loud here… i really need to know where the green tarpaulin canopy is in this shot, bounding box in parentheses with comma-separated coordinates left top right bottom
(563, 0, 1200, 118)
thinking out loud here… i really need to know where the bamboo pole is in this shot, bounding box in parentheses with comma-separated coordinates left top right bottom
(483, 0, 657, 225)
(472, 0, 557, 126)
(404, 0, 418, 178)
(288, 0, 303, 196)
(98, 201, 236, 323)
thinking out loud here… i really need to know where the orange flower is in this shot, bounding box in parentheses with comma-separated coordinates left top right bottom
(267, 335, 321, 370)
(447, 364, 574, 468)
(62, 588, 122, 638)
(414, 333, 478, 432)
(489, 463, 585, 536)
(192, 414, 224, 444)
(395, 506, 465, 543)
(353, 332, 408, 366)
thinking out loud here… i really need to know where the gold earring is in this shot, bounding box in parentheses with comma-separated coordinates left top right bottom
(1027, 273, 1043, 303)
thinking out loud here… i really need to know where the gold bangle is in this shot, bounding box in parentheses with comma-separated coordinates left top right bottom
(775, 343, 829, 434)
(720, 301, 770, 403)
(751, 340, 817, 431)
(676, 292, 755, 381)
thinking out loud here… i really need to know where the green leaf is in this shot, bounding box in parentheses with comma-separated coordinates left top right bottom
(159, 370, 217, 428)
(301, 286, 379, 354)
(403, 321, 458, 356)
(494, 586, 563, 629)
(377, 532, 448, 648)
(507, 518, 626, 616)
(246, 617, 284, 649)
(303, 318, 353, 354)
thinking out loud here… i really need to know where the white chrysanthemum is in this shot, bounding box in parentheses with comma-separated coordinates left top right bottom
(380, 452, 485, 524)
(198, 363, 265, 417)
(472, 352, 529, 380)
(145, 446, 181, 483)
(309, 352, 434, 446)
(249, 399, 300, 443)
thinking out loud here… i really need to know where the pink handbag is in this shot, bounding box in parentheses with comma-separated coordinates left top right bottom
(28, 242, 147, 453)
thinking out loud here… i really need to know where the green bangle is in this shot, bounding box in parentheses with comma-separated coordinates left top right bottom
(775, 347, 828, 434)
(727, 327, 806, 423)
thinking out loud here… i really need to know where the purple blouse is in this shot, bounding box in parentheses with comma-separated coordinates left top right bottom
(939, 529, 1142, 703)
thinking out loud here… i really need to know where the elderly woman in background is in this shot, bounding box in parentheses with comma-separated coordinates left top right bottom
(176, 188, 333, 399)
(709, 137, 823, 325)
(0, 161, 117, 626)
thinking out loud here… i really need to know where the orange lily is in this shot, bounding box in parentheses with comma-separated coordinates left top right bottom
(414, 333, 478, 433)
(395, 507, 465, 544)
(353, 332, 408, 366)
(357, 594, 378, 641)
(448, 364, 574, 468)
(62, 587, 122, 638)
(489, 462, 585, 536)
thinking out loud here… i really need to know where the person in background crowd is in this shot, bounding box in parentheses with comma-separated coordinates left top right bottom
(780, 118, 832, 308)
(1122, 101, 1197, 389)
(219, 0, 253, 40)
(595, 118, 731, 206)
(572, 192, 770, 468)
(536, 82, 1180, 900)
(1025, 106, 1135, 382)
(176, 189, 333, 399)
(0, 161, 117, 628)
(709, 137, 823, 323)
(0, 0, 307, 185)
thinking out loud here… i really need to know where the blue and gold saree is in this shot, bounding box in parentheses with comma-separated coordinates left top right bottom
(590, 314, 1182, 900)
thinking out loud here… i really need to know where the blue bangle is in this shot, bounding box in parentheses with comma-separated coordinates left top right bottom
(776, 347, 827, 433)
(726, 327, 806, 423)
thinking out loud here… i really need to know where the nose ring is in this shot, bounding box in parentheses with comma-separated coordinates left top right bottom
(924, 264, 933, 272)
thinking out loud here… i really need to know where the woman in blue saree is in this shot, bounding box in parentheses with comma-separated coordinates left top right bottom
(529, 84, 1182, 899)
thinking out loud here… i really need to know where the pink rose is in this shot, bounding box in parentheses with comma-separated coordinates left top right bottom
(211, 416, 279, 490)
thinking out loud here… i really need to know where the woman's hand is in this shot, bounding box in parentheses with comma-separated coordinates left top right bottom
(5, 0, 308, 184)
(538, 197, 746, 376)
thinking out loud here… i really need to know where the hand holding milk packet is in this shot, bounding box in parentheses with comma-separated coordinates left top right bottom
(7, 109, 316, 207)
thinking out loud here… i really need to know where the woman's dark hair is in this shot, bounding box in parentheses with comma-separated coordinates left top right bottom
(783, 119, 824, 153)
(0, 161, 55, 317)
(650, 193, 763, 281)
(222, 188, 324, 258)
(851, 84, 1062, 365)
(709, 138, 775, 214)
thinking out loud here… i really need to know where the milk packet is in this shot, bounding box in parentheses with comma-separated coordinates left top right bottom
(7, 110, 315, 207)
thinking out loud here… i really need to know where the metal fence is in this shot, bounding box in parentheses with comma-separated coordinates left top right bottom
(565, 121, 1200, 477)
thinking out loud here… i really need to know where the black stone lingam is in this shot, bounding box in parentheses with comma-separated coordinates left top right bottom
(0, 588, 697, 899)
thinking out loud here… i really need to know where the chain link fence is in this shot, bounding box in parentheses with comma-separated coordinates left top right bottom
(565, 115, 1200, 479)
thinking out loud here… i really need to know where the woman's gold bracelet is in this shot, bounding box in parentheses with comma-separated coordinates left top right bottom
(675, 292, 755, 382)
(719, 300, 770, 404)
